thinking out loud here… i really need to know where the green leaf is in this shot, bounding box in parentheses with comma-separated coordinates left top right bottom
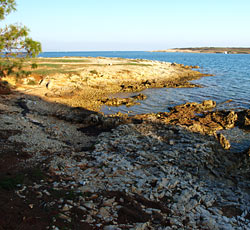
(0, 1, 42, 80)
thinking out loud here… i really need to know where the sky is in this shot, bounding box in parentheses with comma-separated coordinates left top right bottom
(1, 0, 250, 51)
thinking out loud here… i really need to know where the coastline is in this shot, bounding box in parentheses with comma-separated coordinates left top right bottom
(3, 56, 206, 112)
(151, 47, 250, 54)
(0, 57, 249, 229)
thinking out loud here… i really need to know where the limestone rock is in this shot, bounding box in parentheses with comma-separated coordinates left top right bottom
(201, 100, 216, 110)
(215, 133, 230, 149)
(244, 116, 250, 126)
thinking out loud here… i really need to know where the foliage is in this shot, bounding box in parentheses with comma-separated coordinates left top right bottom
(0, 0, 41, 80)
(89, 69, 98, 75)
(0, 0, 16, 20)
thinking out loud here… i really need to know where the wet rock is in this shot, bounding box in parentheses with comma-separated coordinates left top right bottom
(170, 100, 216, 113)
(101, 93, 147, 107)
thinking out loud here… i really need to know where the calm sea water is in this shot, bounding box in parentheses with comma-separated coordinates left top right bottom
(39, 51, 250, 115)
(39, 51, 250, 151)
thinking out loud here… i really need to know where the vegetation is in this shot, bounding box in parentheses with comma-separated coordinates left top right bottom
(177, 47, 250, 54)
(115, 62, 152, 66)
(0, 0, 41, 80)
(34, 58, 90, 63)
(89, 69, 98, 75)
(156, 47, 250, 54)
(37, 63, 63, 68)
(31, 68, 80, 76)
(27, 60, 152, 77)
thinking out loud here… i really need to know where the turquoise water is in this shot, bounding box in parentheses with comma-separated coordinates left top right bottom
(39, 51, 250, 115)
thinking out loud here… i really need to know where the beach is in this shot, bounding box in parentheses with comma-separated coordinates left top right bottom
(0, 57, 249, 229)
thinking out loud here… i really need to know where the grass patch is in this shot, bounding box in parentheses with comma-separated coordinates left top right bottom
(89, 70, 98, 75)
(115, 63, 152, 66)
(31, 68, 79, 76)
(34, 58, 90, 63)
(128, 59, 144, 62)
(37, 63, 63, 68)
(27, 79, 36, 85)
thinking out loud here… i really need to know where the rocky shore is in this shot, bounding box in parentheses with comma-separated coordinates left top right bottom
(2, 57, 207, 111)
(0, 57, 249, 229)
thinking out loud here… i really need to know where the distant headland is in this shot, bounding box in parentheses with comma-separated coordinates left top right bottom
(152, 47, 250, 54)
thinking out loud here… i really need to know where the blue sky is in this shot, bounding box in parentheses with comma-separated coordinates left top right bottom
(2, 0, 250, 51)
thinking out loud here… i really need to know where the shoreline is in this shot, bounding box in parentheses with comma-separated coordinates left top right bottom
(3, 56, 207, 112)
(151, 47, 250, 54)
(0, 57, 250, 229)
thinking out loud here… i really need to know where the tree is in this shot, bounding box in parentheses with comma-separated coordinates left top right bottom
(0, 0, 41, 80)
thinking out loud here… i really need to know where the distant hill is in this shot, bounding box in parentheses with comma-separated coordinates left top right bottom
(152, 47, 250, 54)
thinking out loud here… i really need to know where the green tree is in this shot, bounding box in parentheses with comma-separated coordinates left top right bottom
(0, 0, 41, 80)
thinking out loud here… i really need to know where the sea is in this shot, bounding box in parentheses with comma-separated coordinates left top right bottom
(39, 51, 250, 151)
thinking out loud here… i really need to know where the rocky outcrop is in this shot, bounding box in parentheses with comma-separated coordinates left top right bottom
(131, 100, 247, 149)
(100, 94, 147, 107)
(170, 100, 216, 113)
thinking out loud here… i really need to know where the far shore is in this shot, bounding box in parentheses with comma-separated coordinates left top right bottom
(151, 47, 250, 54)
